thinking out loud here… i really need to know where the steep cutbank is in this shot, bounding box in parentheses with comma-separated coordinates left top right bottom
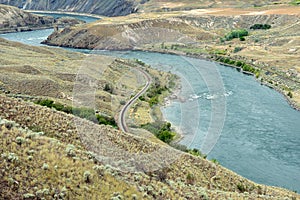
(0, 0, 138, 17)
(0, 0, 296, 17)
(0, 4, 84, 33)
(42, 17, 212, 50)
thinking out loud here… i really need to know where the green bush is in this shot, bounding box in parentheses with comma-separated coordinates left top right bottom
(224, 29, 249, 41)
(250, 24, 271, 30)
(237, 183, 247, 192)
(135, 59, 146, 66)
(141, 121, 175, 143)
(233, 47, 243, 53)
(104, 83, 113, 94)
(36, 99, 54, 107)
(145, 84, 168, 107)
(287, 91, 293, 98)
(72, 107, 97, 122)
(236, 61, 243, 67)
(188, 148, 206, 158)
(211, 158, 219, 164)
(96, 115, 117, 127)
(157, 130, 175, 143)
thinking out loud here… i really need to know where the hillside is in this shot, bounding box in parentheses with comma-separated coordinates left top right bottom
(1, 88, 299, 199)
(0, 32, 300, 200)
(42, 7, 300, 109)
(0, 37, 167, 118)
(0, 0, 297, 16)
(0, 4, 84, 33)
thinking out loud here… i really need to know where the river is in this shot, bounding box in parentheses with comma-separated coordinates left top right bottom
(1, 13, 299, 192)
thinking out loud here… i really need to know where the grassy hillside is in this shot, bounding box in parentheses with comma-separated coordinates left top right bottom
(0, 117, 145, 199)
(0, 86, 299, 199)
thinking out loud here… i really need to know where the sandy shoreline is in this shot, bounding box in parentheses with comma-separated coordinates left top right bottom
(158, 76, 186, 143)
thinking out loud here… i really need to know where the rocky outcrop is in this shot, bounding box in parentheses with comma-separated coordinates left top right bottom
(0, 0, 138, 17)
(0, 4, 84, 33)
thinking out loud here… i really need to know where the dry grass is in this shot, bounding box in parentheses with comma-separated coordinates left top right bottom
(139, 0, 295, 13)
(0, 38, 168, 117)
(0, 93, 299, 199)
(0, 118, 145, 199)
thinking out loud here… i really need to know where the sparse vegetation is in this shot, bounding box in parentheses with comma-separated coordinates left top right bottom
(140, 81, 168, 107)
(0, 118, 144, 199)
(35, 99, 117, 127)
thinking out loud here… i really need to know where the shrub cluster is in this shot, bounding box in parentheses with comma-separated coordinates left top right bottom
(217, 57, 259, 74)
(141, 83, 168, 107)
(35, 99, 117, 127)
(134, 59, 146, 66)
(141, 121, 175, 143)
(224, 29, 249, 41)
(250, 24, 271, 30)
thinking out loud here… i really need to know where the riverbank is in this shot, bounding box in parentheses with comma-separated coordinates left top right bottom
(0, 4, 83, 34)
(136, 47, 300, 112)
(27, 10, 103, 19)
(0, 26, 53, 34)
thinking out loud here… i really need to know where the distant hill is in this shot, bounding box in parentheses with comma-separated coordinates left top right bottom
(0, 0, 138, 17)
(0, 4, 84, 33)
(0, 0, 294, 17)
